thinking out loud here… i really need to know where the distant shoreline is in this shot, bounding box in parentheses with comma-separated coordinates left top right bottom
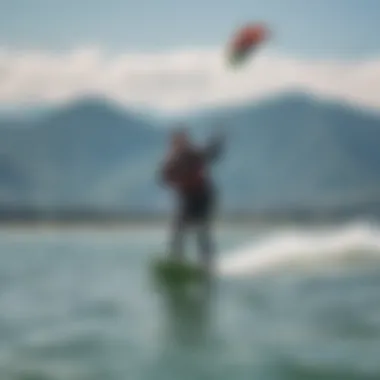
(0, 212, 377, 229)
(0, 202, 379, 229)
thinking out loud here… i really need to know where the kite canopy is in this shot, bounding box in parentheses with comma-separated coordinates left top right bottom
(227, 23, 270, 67)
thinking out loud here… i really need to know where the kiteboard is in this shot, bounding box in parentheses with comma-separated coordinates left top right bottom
(151, 257, 207, 288)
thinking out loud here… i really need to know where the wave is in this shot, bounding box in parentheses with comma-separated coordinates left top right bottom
(217, 221, 380, 277)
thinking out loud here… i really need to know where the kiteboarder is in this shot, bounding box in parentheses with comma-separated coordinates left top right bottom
(156, 21, 269, 276)
(159, 127, 225, 272)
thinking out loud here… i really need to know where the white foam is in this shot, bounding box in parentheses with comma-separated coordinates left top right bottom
(217, 221, 380, 277)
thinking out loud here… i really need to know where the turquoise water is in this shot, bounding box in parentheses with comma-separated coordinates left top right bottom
(1, 222, 380, 379)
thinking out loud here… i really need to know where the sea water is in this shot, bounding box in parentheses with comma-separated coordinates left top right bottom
(1, 220, 380, 379)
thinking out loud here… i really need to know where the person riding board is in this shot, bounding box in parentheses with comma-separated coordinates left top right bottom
(159, 126, 225, 273)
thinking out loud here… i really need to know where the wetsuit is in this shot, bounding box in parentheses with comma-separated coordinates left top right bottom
(160, 134, 224, 270)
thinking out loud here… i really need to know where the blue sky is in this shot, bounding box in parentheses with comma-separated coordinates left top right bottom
(0, 0, 379, 58)
(0, 0, 379, 113)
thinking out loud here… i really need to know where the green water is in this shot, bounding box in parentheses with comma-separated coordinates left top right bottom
(1, 223, 380, 380)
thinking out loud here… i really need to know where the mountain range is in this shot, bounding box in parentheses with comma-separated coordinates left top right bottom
(0, 92, 380, 218)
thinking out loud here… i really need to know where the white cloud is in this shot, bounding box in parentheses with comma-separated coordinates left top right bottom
(0, 47, 380, 114)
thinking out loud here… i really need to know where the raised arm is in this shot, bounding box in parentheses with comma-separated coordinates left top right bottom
(202, 130, 225, 163)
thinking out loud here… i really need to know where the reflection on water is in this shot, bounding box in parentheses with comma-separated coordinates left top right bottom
(156, 275, 216, 347)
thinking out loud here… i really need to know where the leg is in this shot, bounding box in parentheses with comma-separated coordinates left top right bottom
(197, 219, 214, 272)
(196, 188, 217, 273)
(196, 190, 216, 272)
(169, 195, 191, 261)
(170, 211, 186, 261)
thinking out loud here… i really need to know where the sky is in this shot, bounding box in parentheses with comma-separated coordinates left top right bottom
(0, 0, 379, 114)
